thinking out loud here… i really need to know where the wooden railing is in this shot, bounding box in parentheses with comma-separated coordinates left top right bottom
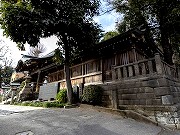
(112, 53, 180, 80)
(161, 61, 178, 79)
(112, 58, 156, 80)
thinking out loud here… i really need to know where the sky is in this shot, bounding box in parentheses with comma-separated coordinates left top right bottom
(0, 1, 121, 68)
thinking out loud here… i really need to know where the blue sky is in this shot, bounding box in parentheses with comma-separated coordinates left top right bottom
(0, 1, 122, 67)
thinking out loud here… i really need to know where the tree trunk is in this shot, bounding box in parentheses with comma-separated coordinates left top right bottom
(64, 64, 73, 104)
(158, 0, 173, 65)
(62, 34, 73, 104)
(161, 31, 173, 65)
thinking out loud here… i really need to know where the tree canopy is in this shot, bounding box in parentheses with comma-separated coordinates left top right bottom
(111, 0, 180, 64)
(0, 0, 102, 103)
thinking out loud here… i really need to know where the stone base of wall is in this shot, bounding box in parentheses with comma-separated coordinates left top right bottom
(100, 75, 180, 107)
(119, 104, 180, 129)
(99, 74, 180, 129)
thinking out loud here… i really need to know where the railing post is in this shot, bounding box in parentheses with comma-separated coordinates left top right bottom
(134, 64, 139, 76)
(155, 53, 163, 74)
(112, 66, 116, 81)
(128, 66, 134, 77)
(117, 68, 122, 79)
(148, 60, 154, 74)
(141, 63, 146, 75)
(123, 67, 127, 78)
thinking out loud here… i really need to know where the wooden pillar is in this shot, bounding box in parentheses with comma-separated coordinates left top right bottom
(36, 70, 41, 93)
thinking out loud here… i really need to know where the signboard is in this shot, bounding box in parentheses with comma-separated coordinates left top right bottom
(38, 82, 59, 100)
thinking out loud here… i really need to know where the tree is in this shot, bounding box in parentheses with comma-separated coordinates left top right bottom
(1, 66, 14, 85)
(111, 0, 180, 65)
(0, 39, 13, 88)
(0, 0, 102, 103)
(28, 43, 46, 57)
(101, 31, 119, 42)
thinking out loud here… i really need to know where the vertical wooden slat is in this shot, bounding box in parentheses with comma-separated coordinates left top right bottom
(142, 63, 146, 75)
(123, 67, 127, 78)
(128, 66, 133, 77)
(134, 64, 139, 76)
(117, 68, 122, 79)
(148, 60, 154, 74)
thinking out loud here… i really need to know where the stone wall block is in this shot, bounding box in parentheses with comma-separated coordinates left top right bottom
(142, 80, 158, 88)
(139, 88, 145, 93)
(121, 88, 138, 94)
(162, 95, 174, 105)
(122, 94, 137, 100)
(146, 99, 153, 105)
(154, 87, 170, 96)
(139, 99, 146, 105)
(144, 87, 154, 93)
(157, 78, 169, 87)
(137, 93, 154, 99)
(122, 100, 139, 105)
(170, 86, 175, 92)
(118, 100, 124, 105)
(135, 81, 142, 88)
(118, 94, 122, 100)
(153, 99, 162, 105)
(173, 97, 180, 104)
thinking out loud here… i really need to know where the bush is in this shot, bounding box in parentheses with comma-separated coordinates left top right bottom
(56, 89, 67, 103)
(81, 85, 103, 105)
(14, 101, 65, 108)
(43, 101, 65, 108)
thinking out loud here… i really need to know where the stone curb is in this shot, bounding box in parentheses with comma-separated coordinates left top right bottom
(79, 104, 174, 132)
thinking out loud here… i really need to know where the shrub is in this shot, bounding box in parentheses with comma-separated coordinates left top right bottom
(43, 101, 65, 108)
(14, 101, 65, 108)
(56, 89, 67, 103)
(81, 85, 103, 105)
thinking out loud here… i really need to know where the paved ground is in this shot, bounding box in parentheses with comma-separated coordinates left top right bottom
(0, 104, 180, 135)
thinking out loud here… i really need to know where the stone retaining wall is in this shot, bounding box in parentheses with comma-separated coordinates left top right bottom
(100, 75, 180, 108)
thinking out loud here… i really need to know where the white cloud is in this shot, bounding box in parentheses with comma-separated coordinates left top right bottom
(94, 10, 121, 33)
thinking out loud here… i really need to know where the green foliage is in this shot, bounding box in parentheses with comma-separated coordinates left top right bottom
(56, 89, 67, 103)
(14, 101, 65, 108)
(43, 101, 65, 108)
(1, 66, 14, 85)
(0, 0, 102, 104)
(101, 31, 119, 42)
(82, 85, 103, 105)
